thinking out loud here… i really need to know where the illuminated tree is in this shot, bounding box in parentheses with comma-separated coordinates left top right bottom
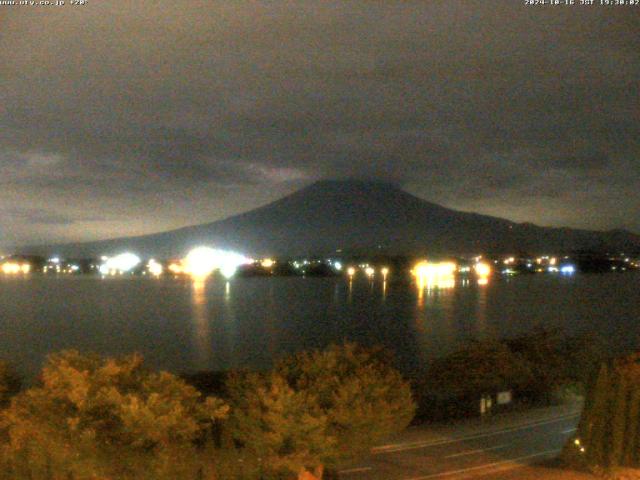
(0, 350, 228, 479)
(227, 371, 334, 479)
(228, 344, 415, 479)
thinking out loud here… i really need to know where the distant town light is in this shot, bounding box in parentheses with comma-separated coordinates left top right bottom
(168, 262, 183, 274)
(347, 267, 356, 277)
(147, 259, 163, 276)
(365, 267, 375, 277)
(474, 262, 491, 278)
(560, 265, 575, 274)
(101, 253, 141, 274)
(413, 261, 456, 290)
(183, 246, 249, 278)
(260, 258, 275, 268)
(413, 261, 456, 278)
(184, 247, 219, 277)
(220, 264, 237, 279)
(1, 262, 30, 275)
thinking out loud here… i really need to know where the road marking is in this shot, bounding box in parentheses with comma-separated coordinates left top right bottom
(339, 466, 373, 475)
(402, 449, 558, 480)
(561, 427, 577, 434)
(444, 444, 507, 459)
(373, 413, 578, 454)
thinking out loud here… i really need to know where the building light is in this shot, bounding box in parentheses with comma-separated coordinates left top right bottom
(260, 258, 275, 268)
(100, 253, 141, 275)
(147, 259, 163, 276)
(183, 246, 249, 278)
(168, 263, 183, 274)
(1, 262, 30, 274)
(474, 262, 491, 278)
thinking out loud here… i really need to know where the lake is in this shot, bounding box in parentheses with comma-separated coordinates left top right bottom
(1, 272, 639, 380)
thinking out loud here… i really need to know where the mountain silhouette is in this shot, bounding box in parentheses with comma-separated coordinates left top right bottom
(26, 180, 640, 258)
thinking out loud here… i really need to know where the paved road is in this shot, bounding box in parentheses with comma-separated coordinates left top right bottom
(339, 409, 580, 479)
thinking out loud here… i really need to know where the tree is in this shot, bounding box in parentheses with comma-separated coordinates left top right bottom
(227, 371, 334, 479)
(228, 344, 415, 479)
(563, 353, 640, 472)
(506, 327, 567, 401)
(0, 350, 228, 479)
(0, 361, 21, 408)
(427, 340, 529, 394)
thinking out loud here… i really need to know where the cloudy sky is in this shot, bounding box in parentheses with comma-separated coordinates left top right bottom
(1, 1, 639, 247)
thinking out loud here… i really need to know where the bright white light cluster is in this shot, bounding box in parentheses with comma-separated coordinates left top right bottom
(147, 259, 163, 276)
(99, 253, 141, 275)
(183, 247, 250, 279)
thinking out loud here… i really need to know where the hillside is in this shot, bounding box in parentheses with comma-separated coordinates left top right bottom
(24, 180, 640, 258)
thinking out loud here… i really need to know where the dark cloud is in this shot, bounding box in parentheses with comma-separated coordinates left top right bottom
(1, 1, 639, 246)
(2, 207, 104, 226)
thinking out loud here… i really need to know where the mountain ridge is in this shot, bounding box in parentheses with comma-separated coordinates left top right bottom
(19, 180, 640, 258)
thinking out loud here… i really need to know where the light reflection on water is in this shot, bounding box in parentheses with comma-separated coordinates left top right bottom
(0, 272, 639, 380)
(190, 277, 211, 369)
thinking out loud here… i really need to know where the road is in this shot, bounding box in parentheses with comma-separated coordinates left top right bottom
(339, 405, 581, 479)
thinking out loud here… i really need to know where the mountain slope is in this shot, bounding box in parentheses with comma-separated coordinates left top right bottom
(26, 180, 640, 257)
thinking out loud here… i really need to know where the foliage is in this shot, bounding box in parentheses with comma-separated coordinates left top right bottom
(416, 329, 611, 420)
(506, 327, 567, 401)
(561, 332, 610, 386)
(228, 344, 416, 479)
(0, 361, 21, 408)
(227, 371, 333, 479)
(0, 350, 228, 479)
(426, 339, 529, 399)
(562, 353, 640, 471)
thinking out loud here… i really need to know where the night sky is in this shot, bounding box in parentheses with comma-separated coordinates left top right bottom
(1, 1, 639, 248)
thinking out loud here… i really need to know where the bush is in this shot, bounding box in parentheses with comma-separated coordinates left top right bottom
(416, 329, 610, 420)
(506, 327, 567, 402)
(416, 339, 530, 419)
(0, 350, 228, 479)
(227, 344, 415, 479)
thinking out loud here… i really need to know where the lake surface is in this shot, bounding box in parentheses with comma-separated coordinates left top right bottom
(1, 272, 639, 380)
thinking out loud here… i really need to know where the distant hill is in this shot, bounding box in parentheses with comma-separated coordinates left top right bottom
(23, 180, 640, 258)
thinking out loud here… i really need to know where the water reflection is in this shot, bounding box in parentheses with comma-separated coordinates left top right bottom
(190, 277, 212, 369)
(413, 275, 456, 364)
(222, 281, 238, 368)
(476, 279, 489, 335)
(415, 276, 455, 306)
(412, 273, 494, 362)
